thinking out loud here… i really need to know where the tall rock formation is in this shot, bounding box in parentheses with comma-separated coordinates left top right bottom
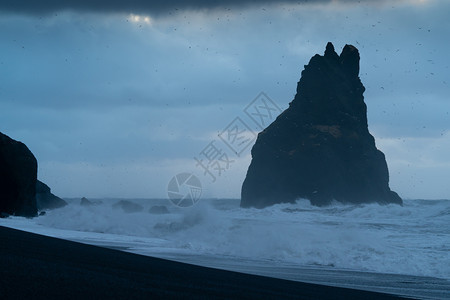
(241, 42, 402, 208)
(0, 132, 38, 217)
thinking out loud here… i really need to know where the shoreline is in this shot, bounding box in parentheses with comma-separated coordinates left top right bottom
(0, 226, 403, 299)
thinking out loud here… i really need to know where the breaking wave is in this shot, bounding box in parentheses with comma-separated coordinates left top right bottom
(4, 198, 450, 279)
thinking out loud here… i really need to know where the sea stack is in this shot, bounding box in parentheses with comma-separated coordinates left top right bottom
(241, 42, 402, 208)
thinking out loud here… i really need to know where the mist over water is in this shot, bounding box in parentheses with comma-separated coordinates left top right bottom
(7, 198, 442, 280)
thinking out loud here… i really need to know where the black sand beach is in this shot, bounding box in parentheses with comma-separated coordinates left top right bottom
(0, 226, 402, 299)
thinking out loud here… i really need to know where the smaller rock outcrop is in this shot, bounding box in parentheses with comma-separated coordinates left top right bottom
(80, 197, 92, 206)
(36, 180, 67, 210)
(149, 205, 170, 214)
(0, 212, 10, 218)
(0, 132, 37, 217)
(80, 197, 102, 206)
(112, 200, 144, 213)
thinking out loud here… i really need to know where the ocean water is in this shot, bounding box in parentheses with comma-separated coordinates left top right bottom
(1, 198, 449, 299)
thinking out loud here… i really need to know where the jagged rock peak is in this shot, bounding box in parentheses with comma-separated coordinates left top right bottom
(324, 42, 339, 59)
(340, 44, 360, 77)
(322, 42, 360, 77)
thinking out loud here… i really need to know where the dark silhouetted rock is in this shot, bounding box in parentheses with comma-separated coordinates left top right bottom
(241, 43, 402, 208)
(36, 180, 67, 210)
(112, 200, 144, 213)
(80, 197, 90, 206)
(80, 197, 99, 206)
(149, 205, 170, 214)
(0, 132, 37, 217)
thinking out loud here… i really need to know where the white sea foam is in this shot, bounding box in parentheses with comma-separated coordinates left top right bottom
(1, 198, 449, 280)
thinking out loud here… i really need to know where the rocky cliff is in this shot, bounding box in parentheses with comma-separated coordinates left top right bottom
(0, 132, 38, 217)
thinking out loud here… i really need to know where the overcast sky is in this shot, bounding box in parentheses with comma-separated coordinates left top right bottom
(1, 0, 449, 199)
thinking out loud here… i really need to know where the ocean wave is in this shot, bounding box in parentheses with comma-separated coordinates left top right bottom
(5, 198, 450, 279)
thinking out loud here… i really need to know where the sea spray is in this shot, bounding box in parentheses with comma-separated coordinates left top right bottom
(4, 198, 449, 279)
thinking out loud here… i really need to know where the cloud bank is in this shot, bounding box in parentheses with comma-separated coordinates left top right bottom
(1, 0, 448, 199)
(1, 0, 392, 15)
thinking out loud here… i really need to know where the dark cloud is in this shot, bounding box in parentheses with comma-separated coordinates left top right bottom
(0, 0, 370, 15)
(3, 0, 287, 15)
